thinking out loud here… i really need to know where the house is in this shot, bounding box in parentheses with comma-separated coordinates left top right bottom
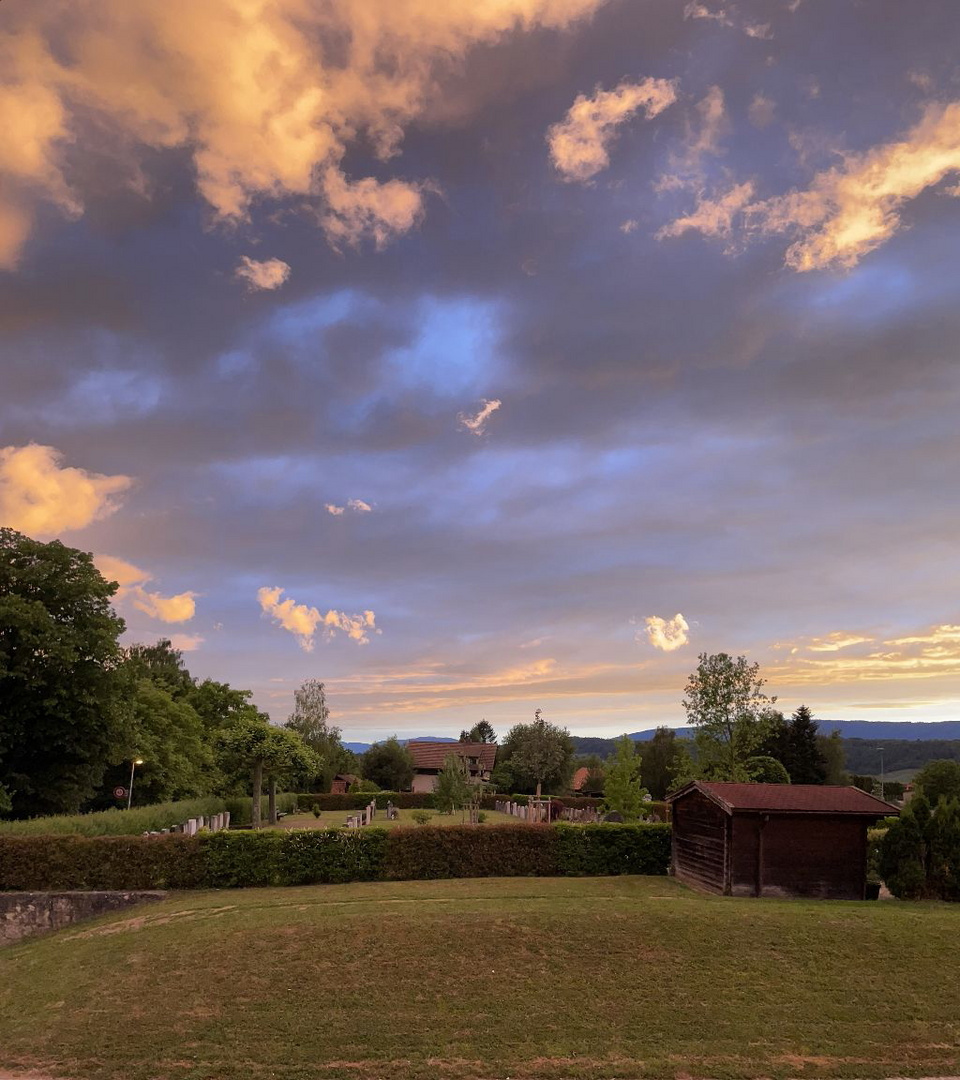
(407, 741, 497, 794)
(571, 766, 603, 798)
(330, 773, 358, 795)
(665, 781, 899, 900)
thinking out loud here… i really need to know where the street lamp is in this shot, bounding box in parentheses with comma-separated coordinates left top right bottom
(127, 758, 144, 810)
(877, 747, 884, 801)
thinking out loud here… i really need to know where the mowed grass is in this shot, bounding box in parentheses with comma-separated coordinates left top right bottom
(1, 877, 958, 1080)
(275, 807, 519, 829)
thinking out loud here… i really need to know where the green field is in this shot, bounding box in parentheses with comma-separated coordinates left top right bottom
(1, 876, 958, 1080)
(276, 807, 519, 829)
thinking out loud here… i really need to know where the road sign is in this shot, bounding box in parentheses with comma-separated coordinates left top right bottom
(113, 786, 127, 799)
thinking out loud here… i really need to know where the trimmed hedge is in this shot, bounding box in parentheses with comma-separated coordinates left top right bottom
(0, 822, 671, 890)
(0, 834, 205, 890)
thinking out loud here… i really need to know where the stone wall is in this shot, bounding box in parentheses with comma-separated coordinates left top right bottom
(0, 891, 166, 945)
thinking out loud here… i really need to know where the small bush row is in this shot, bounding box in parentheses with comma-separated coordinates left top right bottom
(0, 823, 671, 890)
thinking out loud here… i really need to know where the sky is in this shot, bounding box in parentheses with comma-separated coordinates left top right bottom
(2, 0, 960, 741)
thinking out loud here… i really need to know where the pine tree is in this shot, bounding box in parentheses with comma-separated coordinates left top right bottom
(602, 736, 648, 820)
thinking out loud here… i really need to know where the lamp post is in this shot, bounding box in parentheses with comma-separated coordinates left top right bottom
(127, 758, 144, 810)
(877, 747, 884, 801)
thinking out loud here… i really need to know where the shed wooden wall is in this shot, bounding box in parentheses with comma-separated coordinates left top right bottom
(671, 790, 727, 893)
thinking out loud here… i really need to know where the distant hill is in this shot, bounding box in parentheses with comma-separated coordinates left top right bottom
(343, 736, 458, 754)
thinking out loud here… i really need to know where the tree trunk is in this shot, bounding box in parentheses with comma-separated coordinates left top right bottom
(268, 777, 277, 825)
(251, 759, 263, 829)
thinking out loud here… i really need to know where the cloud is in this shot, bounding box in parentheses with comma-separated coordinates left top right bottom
(642, 613, 690, 652)
(806, 632, 875, 653)
(325, 504, 346, 516)
(0, 444, 132, 538)
(258, 586, 378, 650)
(0, 0, 607, 267)
(547, 77, 678, 182)
(656, 86, 728, 193)
(94, 555, 152, 589)
(744, 22, 773, 39)
(683, 3, 733, 25)
(235, 256, 291, 291)
(168, 633, 205, 653)
(658, 181, 755, 242)
(347, 498, 372, 513)
(132, 589, 198, 624)
(748, 101, 960, 270)
(458, 398, 502, 435)
(748, 93, 776, 129)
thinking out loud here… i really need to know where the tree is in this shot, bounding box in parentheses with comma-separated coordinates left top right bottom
(681, 653, 777, 782)
(785, 706, 828, 784)
(602, 736, 648, 820)
(459, 719, 497, 744)
(434, 754, 473, 815)
(818, 730, 847, 785)
(0, 529, 127, 816)
(122, 639, 194, 699)
(284, 679, 351, 790)
(216, 712, 314, 827)
(640, 727, 684, 800)
(744, 755, 791, 784)
(361, 737, 414, 791)
(913, 760, 960, 806)
(500, 708, 575, 797)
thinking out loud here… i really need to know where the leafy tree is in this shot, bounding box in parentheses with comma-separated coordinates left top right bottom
(926, 797, 960, 901)
(640, 727, 684, 799)
(602, 736, 648, 820)
(744, 755, 791, 784)
(913, 760, 960, 806)
(818, 730, 847, 785)
(0, 529, 127, 816)
(879, 804, 928, 900)
(122, 639, 195, 699)
(434, 754, 473, 815)
(459, 719, 497, 744)
(499, 708, 575, 796)
(284, 679, 351, 790)
(361, 737, 414, 791)
(681, 653, 777, 782)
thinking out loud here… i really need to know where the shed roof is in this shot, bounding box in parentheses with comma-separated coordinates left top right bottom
(407, 741, 497, 771)
(667, 781, 899, 816)
(571, 767, 590, 791)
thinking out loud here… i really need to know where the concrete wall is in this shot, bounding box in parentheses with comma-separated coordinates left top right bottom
(1, 891, 166, 946)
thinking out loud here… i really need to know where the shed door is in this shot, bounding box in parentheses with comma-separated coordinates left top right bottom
(673, 793, 727, 892)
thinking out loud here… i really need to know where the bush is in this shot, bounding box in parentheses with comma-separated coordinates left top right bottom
(224, 793, 298, 827)
(203, 829, 388, 887)
(384, 824, 560, 880)
(311, 803, 322, 819)
(556, 823, 671, 876)
(0, 834, 205, 889)
(411, 810, 433, 826)
(0, 797, 228, 837)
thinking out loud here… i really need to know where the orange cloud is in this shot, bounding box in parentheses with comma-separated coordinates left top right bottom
(0, 0, 607, 267)
(0, 444, 132, 538)
(235, 256, 291, 291)
(258, 586, 379, 650)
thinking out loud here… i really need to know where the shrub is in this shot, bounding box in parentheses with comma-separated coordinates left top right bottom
(384, 824, 559, 880)
(556, 823, 671, 876)
(0, 797, 228, 837)
(311, 803, 322, 819)
(0, 834, 205, 890)
(411, 810, 433, 826)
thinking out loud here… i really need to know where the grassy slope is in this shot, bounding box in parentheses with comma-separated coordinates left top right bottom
(1, 877, 958, 1080)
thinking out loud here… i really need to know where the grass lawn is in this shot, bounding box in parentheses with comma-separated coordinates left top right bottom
(1, 876, 958, 1080)
(275, 807, 519, 829)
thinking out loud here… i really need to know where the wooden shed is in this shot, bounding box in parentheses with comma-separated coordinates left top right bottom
(665, 782, 898, 899)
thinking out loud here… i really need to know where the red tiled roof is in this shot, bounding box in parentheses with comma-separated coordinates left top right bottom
(668, 781, 899, 816)
(572, 767, 590, 791)
(407, 741, 497, 772)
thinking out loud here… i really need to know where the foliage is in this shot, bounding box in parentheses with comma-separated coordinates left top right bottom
(382, 824, 560, 880)
(459, 719, 497, 743)
(818, 730, 847, 785)
(0, 529, 127, 817)
(744, 755, 791, 784)
(361, 737, 414, 791)
(312, 802, 322, 819)
(640, 727, 684, 800)
(224, 793, 299, 827)
(913, 759, 960, 805)
(878, 791, 960, 901)
(760, 706, 827, 784)
(283, 679, 354, 790)
(295, 791, 436, 811)
(555, 823, 671, 876)
(602, 736, 648, 820)
(497, 708, 575, 795)
(681, 652, 777, 782)
(880, 800, 928, 900)
(412, 809, 433, 826)
(0, 796, 228, 836)
(434, 754, 473, 814)
(203, 829, 388, 887)
(348, 777, 380, 793)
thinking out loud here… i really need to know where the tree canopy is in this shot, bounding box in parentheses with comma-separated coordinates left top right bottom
(459, 719, 497, 744)
(361, 737, 414, 791)
(0, 529, 127, 816)
(602, 736, 648, 819)
(495, 709, 574, 796)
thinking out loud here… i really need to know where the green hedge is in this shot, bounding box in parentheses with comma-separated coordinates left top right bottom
(0, 823, 671, 890)
(0, 797, 229, 837)
(225, 793, 299, 827)
(295, 792, 437, 811)
(0, 835, 205, 889)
